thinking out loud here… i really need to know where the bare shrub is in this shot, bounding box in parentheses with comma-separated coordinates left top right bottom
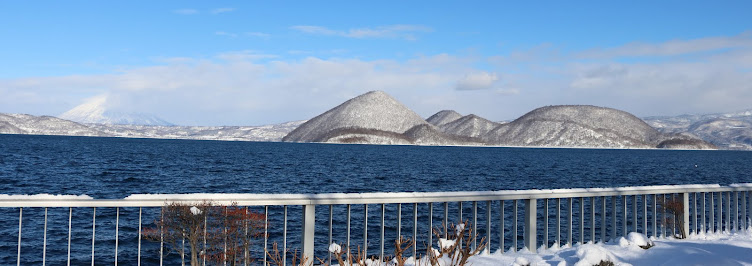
(142, 202, 266, 266)
(427, 221, 487, 266)
(662, 195, 686, 239)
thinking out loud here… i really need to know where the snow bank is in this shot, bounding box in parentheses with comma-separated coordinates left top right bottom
(380, 231, 752, 266)
(574, 244, 622, 266)
(626, 232, 653, 248)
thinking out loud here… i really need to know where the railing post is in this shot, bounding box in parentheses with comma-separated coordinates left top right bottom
(739, 191, 747, 231)
(612, 196, 617, 240)
(590, 197, 595, 242)
(513, 200, 518, 251)
(601, 196, 606, 242)
(733, 192, 738, 231)
(302, 204, 315, 264)
(701, 193, 706, 233)
(17, 207, 22, 266)
(692, 193, 697, 234)
(718, 192, 723, 232)
(744, 191, 749, 230)
(622, 196, 627, 237)
(568, 198, 572, 246)
(580, 197, 584, 243)
(710, 193, 715, 233)
(681, 193, 689, 238)
(543, 199, 548, 248)
(524, 198, 537, 253)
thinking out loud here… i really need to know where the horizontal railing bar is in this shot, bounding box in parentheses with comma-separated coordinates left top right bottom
(1, 184, 751, 207)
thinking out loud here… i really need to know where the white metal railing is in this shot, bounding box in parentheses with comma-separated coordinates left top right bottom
(3, 183, 752, 265)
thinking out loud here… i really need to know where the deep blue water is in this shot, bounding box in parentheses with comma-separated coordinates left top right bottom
(2, 134, 751, 198)
(1, 134, 751, 264)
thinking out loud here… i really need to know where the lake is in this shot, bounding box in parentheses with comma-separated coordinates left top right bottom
(2, 134, 751, 198)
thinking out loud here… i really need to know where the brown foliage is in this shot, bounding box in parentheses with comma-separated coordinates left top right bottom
(266, 243, 310, 266)
(142, 202, 266, 266)
(662, 195, 687, 239)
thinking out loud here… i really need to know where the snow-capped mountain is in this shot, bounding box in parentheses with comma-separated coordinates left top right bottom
(440, 114, 500, 138)
(282, 91, 480, 145)
(426, 110, 463, 127)
(0, 113, 106, 136)
(482, 105, 713, 149)
(643, 109, 752, 150)
(88, 120, 305, 142)
(282, 92, 715, 149)
(0, 112, 304, 142)
(59, 95, 173, 126)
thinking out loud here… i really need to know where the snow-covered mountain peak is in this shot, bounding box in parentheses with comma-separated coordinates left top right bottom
(59, 95, 172, 126)
(427, 110, 463, 126)
(59, 95, 108, 123)
(282, 90, 430, 143)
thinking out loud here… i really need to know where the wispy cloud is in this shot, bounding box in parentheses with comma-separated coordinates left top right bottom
(215, 50, 277, 61)
(578, 32, 752, 58)
(173, 9, 199, 15)
(244, 32, 271, 39)
(290, 24, 432, 40)
(455, 72, 499, 90)
(210, 7, 235, 14)
(289, 26, 338, 35)
(215, 31, 270, 40)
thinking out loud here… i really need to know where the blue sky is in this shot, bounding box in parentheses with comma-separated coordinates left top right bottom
(1, 1, 751, 125)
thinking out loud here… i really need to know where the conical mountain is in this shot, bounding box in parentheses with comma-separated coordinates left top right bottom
(282, 91, 429, 143)
(440, 114, 500, 138)
(426, 110, 462, 126)
(59, 95, 172, 126)
(483, 105, 692, 148)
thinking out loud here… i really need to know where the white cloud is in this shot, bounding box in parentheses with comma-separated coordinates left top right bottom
(290, 24, 432, 40)
(173, 9, 198, 15)
(4, 33, 751, 125)
(210, 7, 235, 14)
(455, 72, 499, 90)
(289, 25, 338, 35)
(215, 50, 277, 61)
(578, 32, 752, 58)
(0, 54, 480, 125)
(215, 31, 270, 39)
(244, 32, 270, 39)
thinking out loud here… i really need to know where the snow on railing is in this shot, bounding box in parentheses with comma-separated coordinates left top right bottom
(2, 184, 752, 265)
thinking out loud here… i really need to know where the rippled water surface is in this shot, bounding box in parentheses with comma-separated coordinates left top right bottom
(2, 134, 751, 198)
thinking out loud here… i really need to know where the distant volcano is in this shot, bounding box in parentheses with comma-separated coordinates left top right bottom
(59, 95, 173, 126)
(283, 91, 715, 149)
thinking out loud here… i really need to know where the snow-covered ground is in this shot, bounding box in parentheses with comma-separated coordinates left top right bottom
(433, 231, 752, 266)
